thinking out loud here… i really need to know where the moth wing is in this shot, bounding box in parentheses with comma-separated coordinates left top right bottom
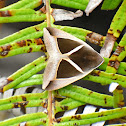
(45, 72, 92, 91)
(42, 57, 61, 90)
(43, 28, 60, 55)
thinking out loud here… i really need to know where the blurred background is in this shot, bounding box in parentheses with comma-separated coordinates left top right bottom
(0, 0, 125, 122)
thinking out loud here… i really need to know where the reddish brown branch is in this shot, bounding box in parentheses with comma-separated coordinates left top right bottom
(48, 91, 53, 126)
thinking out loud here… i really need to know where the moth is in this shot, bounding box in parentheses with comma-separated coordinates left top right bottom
(42, 27, 104, 90)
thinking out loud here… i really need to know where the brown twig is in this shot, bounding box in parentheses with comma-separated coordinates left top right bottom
(48, 91, 53, 126)
(46, 0, 51, 27)
(46, 0, 53, 126)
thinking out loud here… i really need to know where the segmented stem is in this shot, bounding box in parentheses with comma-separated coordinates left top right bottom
(46, 0, 51, 27)
(46, 0, 53, 126)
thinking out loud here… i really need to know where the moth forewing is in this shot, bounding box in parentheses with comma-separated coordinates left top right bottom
(42, 57, 61, 90)
(43, 28, 60, 55)
(63, 58, 84, 73)
(45, 73, 91, 91)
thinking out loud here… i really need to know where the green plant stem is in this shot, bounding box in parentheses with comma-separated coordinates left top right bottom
(107, 0, 126, 39)
(54, 107, 126, 126)
(99, 58, 126, 75)
(0, 0, 89, 11)
(0, 99, 47, 111)
(0, 56, 47, 92)
(104, 34, 126, 108)
(55, 98, 85, 114)
(5, 75, 113, 106)
(101, 0, 122, 10)
(0, 91, 48, 106)
(0, 22, 47, 46)
(105, 33, 126, 74)
(0, 45, 45, 59)
(100, 0, 126, 58)
(0, 9, 46, 23)
(0, 0, 43, 11)
(91, 70, 126, 84)
(84, 73, 126, 87)
(0, 112, 47, 126)
(8, 56, 46, 81)
(55, 85, 113, 107)
(0, 91, 48, 111)
(19, 118, 47, 126)
(14, 78, 43, 89)
(0, 38, 46, 58)
(51, 0, 89, 10)
(113, 85, 124, 108)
